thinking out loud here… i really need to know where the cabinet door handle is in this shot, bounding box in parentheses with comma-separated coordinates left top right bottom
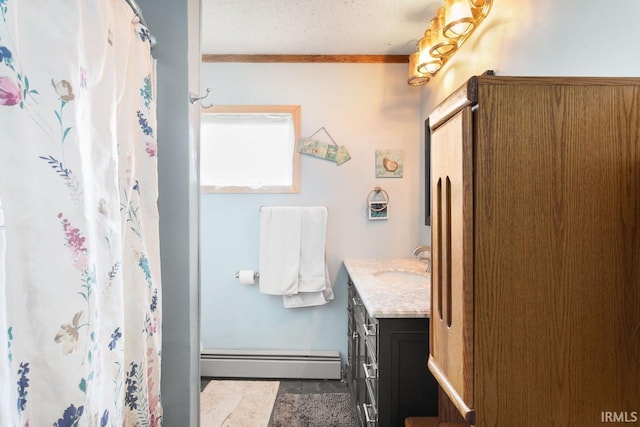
(363, 403, 377, 424)
(437, 178, 443, 321)
(363, 323, 377, 337)
(363, 362, 377, 380)
(445, 176, 452, 328)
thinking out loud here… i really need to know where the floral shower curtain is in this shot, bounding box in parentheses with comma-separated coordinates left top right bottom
(0, 1, 162, 426)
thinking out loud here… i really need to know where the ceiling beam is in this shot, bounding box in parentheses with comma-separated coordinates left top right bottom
(202, 54, 409, 63)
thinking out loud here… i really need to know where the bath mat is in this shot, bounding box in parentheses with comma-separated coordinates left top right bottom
(201, 380, 280, 427)
(270, 392, 356, 427)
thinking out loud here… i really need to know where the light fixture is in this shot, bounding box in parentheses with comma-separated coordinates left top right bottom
(407, 0, 492, 86)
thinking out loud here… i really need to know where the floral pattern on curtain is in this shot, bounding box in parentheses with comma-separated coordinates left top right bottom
(0, 1, 162, 426)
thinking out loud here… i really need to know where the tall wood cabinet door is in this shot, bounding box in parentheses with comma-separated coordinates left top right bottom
(428, 106, 475, 424)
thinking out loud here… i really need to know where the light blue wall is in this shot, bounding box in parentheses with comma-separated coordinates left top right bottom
(201, 197, 348, 352)
(200, 63, 422, 363)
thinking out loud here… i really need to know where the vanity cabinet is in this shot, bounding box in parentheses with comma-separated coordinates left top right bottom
(347, 278, 438, 427)
(428, 75, 640, 426)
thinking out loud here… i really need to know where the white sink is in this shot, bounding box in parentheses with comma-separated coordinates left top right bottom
(373, 270, 429, 285)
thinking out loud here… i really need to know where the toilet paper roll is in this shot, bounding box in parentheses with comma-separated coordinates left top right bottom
(237, 270, 256, 285)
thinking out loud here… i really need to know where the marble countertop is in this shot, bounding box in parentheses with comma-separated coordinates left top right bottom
(343, 258, 431, 319)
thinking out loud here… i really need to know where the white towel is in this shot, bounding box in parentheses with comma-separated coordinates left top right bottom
(283, 263, 334, 308)
(259, 207, 303, 296)
(298, 206, 328, 293)
(259, 206, 333, 308)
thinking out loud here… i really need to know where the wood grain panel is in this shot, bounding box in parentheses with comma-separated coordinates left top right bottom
(429, 106, 475, 423)
(404, 417, 440, 427)
(201, 54, 408, 63)
(426, 75, 640, 426)
(472, 77, 640, 426)
(473, 75, 640, 88)
(437, 387, 469, 424)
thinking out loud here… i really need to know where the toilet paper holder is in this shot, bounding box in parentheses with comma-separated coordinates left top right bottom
(235, 271, 260, 280)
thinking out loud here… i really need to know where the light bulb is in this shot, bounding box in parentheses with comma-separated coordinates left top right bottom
(444, 0, 476, 39)
(408, 51, 430, 86)
(417, 30, 442, 75)
(430, 8, 457, 58)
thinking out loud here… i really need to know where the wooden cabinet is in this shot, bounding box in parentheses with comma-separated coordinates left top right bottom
(347, 278, 438, 427)
(428, 75, 640, 427)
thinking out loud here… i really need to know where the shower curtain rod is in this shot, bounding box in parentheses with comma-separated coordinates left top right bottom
(124, 0, 157, 48)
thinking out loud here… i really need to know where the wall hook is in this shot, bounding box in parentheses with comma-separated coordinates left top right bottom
(190, 88, 214, 108)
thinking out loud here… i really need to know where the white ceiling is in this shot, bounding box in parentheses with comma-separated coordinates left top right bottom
(201, 0, 441, 55)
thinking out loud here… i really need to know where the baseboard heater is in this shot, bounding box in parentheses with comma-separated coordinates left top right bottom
(201, 349, 341, 380)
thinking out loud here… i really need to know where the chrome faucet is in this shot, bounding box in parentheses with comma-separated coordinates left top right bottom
(412, 245, 432, 273)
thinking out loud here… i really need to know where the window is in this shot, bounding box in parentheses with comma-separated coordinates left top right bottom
(200, 105, 301, 193)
